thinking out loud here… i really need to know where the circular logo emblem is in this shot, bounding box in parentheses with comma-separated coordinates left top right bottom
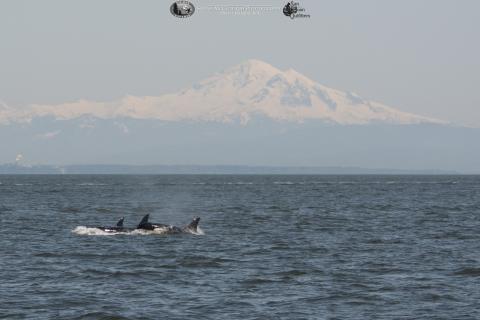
(170, 1, 195, 18)
(283, 1, 298, 18)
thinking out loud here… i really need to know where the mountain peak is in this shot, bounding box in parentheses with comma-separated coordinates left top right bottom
(237, 59, 278, 70)
(221, 59, 281, 85)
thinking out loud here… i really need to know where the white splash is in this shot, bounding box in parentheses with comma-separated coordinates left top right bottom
(72, 226, 118, 236)
(72, 226, 205, 236)
(191, 227, 205, 235)
(132, 227, 172, 235)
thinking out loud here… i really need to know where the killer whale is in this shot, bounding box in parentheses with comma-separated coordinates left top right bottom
(95, 217, 133, 233)
(137, 214, 201, 234)
(87, 215, 201, 235)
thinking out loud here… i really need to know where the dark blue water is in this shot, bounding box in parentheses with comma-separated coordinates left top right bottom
(1, 175, 479, 319)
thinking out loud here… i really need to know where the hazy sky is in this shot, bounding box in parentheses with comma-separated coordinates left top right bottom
(1, 0, 479, 126)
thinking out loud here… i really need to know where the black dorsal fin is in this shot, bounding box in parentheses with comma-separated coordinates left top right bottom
(138, 214, 149, 228)
(116, 217, 124, 227)
(185, 217, 200, 232)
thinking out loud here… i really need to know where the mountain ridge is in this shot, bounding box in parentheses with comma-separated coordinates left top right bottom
(0, 163, 460, 175)
(1, 116, 478, 171)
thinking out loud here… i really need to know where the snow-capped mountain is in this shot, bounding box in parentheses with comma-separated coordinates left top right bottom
(1, 59, 444, 125)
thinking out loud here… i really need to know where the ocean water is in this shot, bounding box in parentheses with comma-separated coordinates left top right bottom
(0, 175, 479, 320)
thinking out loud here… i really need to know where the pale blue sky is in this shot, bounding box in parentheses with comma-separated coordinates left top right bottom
(1, 0, 479, 125)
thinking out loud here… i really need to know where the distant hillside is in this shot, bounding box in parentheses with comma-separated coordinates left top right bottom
(0, 164, 458, 175)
